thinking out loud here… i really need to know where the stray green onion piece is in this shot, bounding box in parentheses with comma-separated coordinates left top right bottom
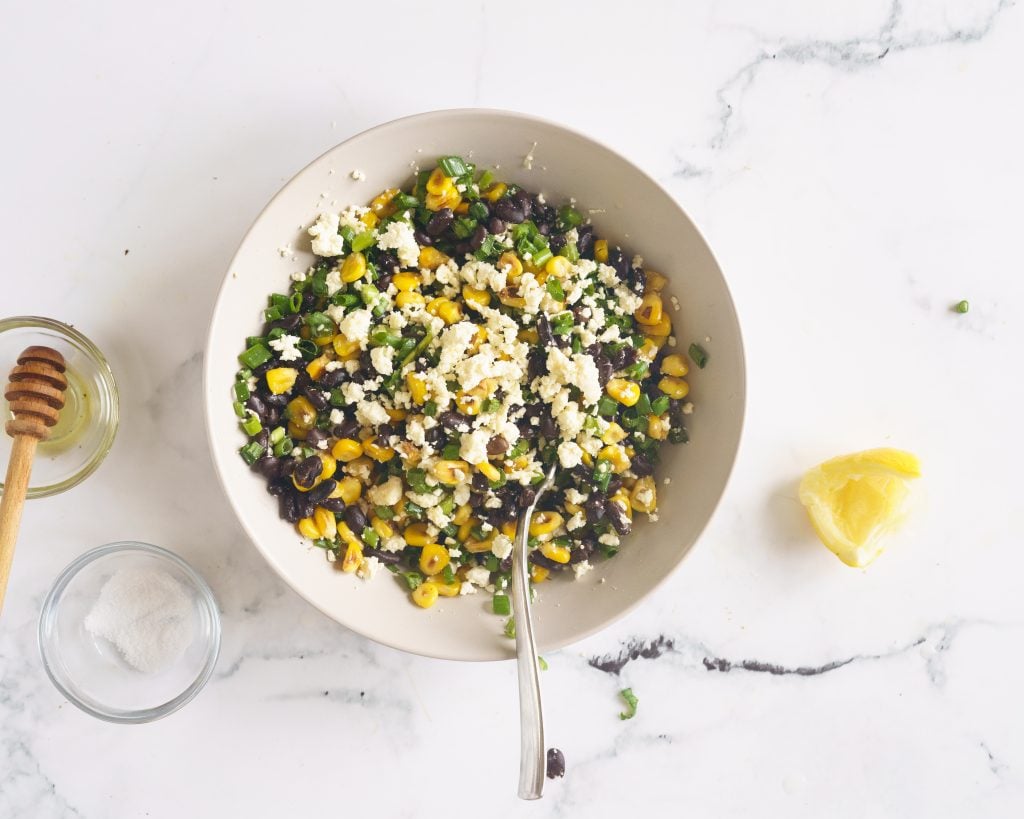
(538, 657, 548, 671)
(438, 155, 470, 177)
(688, 343, 709, 369)
(619, 687, 639, 720)
(503, 616, 516, 639)
(492, 594, 511, 616)
(954, 300, 969, 314)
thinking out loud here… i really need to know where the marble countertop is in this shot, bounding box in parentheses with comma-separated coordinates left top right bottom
(2, 1, 1022, 816)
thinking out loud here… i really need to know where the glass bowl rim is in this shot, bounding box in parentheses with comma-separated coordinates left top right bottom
(0, 315, 119, 498)
(37, 541, 222, 724)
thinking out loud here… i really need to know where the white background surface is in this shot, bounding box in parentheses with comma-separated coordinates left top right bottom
(2, 1, 1022, 817)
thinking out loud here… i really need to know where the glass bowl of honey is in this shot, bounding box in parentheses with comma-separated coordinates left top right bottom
(0, 316, 119, 497)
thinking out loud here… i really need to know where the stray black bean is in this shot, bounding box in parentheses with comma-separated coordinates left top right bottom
(546, 748, 566, 779)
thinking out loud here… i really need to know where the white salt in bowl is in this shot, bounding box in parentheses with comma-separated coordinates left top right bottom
(38, 542, 221, 723)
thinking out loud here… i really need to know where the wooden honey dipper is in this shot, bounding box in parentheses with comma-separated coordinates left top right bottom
(0, 346, 68, 614)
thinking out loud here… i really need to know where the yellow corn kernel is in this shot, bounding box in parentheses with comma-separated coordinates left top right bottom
(454, 201, 470, 215)
(647, 414, 670, 441)
(314, 507, 337, 540)
(418, 247, 450, 270)
(630, 476, 658, 514)
(461, 285, 491, 308)
(610, 489, 633, 520)
(501, 521, 517, 539)
(396, 291, 425, 308)
(477, 461, 501, 482)
(431, 580, 461, 597)
(545, 255, 573, 278)
(336, 520, 360, 549)
(305, 354, 330, 381)
(425, 168, 451, 195)
(498, 287, 526, 309)
(636, 338, 660, 362)
(419, 543, 450, 576)
(286, 395, 317, 429)
(317, 453, 337, 481)
(518, 327, 539, 344)
(643, 313, 672, 338)
(598, 444, 631, 474)
(452, 503, 473, 526)
(658, 376, 690, 400)
(359, 211, 380, 230)
(332, 333, 361, 359)
(340, 251, 367, 283)
(403, 522, 432, 547)
(370, 516, 394, 539)
(660, 354, 689, 377)
(411, 582, 439, 608)
(437, 300, 463, 324)
(334, 476, 362, 504)
(425, 297, 449, 316)
(634, 292, 664, 326)
(645, 270, 668, 292)
(363, 437, 395, 462)
(455, 392, 482, 415)
(482, 182, 507, 202)
(464, 532, 496, 553)
(404, 372, 426, 404)
(601, 421, 628, 444)
(433, 459, 470, 486)
(265, 367, 298, 395)
(457, 517, 478, 543)
(386, 408, 407, 423)
(530, 565, 550, 583)
(606, 378, 641, 407)
(331, 439, 363, 462)
(594, 239, 609, 263)
(297, 517, 320, 539)
(540, 540, 571, 564)
(581, 450, 594, 467)
(341, 540, 363, 573)
(497, 251, 523, 279)
(370, 188, 399, 217)
(564, 500, 583, 515)
(468, 325, 487, 353)
(393, 271, 421, 291)
(287, 420, 308, 441)
(529, 511, 563, 537)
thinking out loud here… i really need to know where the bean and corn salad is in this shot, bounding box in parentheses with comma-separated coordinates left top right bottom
(233, 155, 695, 614)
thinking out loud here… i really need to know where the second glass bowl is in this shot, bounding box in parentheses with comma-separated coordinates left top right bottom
(0, 316, 118, 497)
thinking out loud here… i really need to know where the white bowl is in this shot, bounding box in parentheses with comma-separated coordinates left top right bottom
(204, 110, 745, 661)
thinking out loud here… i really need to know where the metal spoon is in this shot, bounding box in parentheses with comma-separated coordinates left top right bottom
(511, 462, 557, 800)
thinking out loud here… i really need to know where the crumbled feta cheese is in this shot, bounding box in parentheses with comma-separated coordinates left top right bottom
(325, 360, 344, 372)
(337, 308, 372, 347)
(367, 476, 403, 506)
(357, 556, 380, 580)
(351, 169, 366, 181)
(356, 400, 390, 427)
(325, 268, 343, 296)
(453, 484, 471, 506)
(427, 504, 450, 529)
(598, 532, 620, 547)
(564, 488, 588, 504)
(566, 511, 585, 531)
(341, 382, 365, 404)
(376, 220, 420, 267)
(557, 441, 583, 469)
(315, 439, 328, 450)
(459, 581, 477, 595)
(268, 334, 302, 362)
(459, 428, 491, 465)
(573, 560, 594, 580)
(370, 345, 394, 375)
(465, 566, 491, 587)
(682, 402, 694, 415)
(381, 535, 406, 553)
(290, 269, 308, 282)
(308, 212, 345, 257)
(491, 534, 513, 560)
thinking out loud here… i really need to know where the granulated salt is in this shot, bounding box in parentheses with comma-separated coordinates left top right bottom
(84, 567, 195, 673)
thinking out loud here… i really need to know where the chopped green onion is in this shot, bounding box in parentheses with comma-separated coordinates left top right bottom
(269, 426, 286, 445)
(311, 267, 329, 297)
(550, 312, 574, 336)
(441, 442, 461, 460)
(351, 231, 376, 252)
(619, 688, 639, 720)
(634, 393, 652, 418)
(374, 505, 394, 520)
(306, 311, 334, 339)
(509, 439, 530, 458)
(555, 205, 583, 232)
(238, 343, 272, 369)
(560, 242, 580, 263)
(339, 225, 356, 244)
(269, 293, 290, 310)
(370, 327, 402, 348)
(423, 400, 438, 417)
(477, 169, 495, 190)
(594, 460, 613, 492)
(272, 437, 293, 458)
(597, 396, 617, 417)
(503, 617, 516, 638)
(329, 388, 346, 407)
(651, 396, 670, 416)
(239, 441, 265, 465)
(538, 657, 548, 671)
(241, 413, 262, 436)
(289, 292, 303, 313)
(398, 571, 424, 590)
(624, 360, 649, 379)
(236, 367, 253, 381)
(296, 339, 318, 360)
(452, 217, 478, 239)
(480, 398, 501, 414)
(954, 300, 969, 313)
(331, 292, 360, 309)
(468, 201, 489, 221)
(438, 155, 470, 177)
(442, 564, 456, 585)
(531, 247, 553, 268)
(400, 330, 434, 368)
(406, 468, 432, 494)
(439, 494, 455, 515)
(493, 594, 511, 616)
(232, 401, 246, 419)
(405, 501, 426, 520)
(393, 192, 419, 210)
(360, 283, 381, 307)
(484, 554, 499, 572)
(264, 305, 283, 322)
(688, 343, 709, 369)
(362, 527, 380, 548)
(546, 278, 565, 302)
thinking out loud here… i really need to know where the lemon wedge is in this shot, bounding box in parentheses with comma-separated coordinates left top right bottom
(798, 448, 921, 568)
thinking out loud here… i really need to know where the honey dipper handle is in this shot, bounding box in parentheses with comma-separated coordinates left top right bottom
(0, 435, 39, 615)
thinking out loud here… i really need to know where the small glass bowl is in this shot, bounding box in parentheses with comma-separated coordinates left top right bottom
(39, 542, 221, 723)
(0, 316, 119, 498)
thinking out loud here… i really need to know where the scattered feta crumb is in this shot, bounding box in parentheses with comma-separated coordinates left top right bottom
(350, 169, 366, 181)
(573, 561, 593, 580)
(682, 402, 694, 415)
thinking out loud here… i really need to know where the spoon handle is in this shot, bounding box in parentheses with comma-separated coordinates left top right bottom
(512, 502, 545, 800)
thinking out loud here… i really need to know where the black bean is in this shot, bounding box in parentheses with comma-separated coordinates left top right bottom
(500, 555, 513, 572)
(254, 454, 279, 477)
(267, 477, 289, 497)
(375, 250, 399, 274)
(264, 392, 289, 408)
(413, 228, 433, 246)
(528, 350, 546, 380)
(530, 551, 560, 570)
(279, 493, 299, 523)
(332, 417, 360, 439)
(245, 393, 268, 420)
(584, 495, 606, 522)
(254, 428, 270, 450)
(486, 436, 509, 457)
(362, 546, 401, 566)
(631, 453, 655, 477)
(570, 540, 596, 564)
(320, 368, 346, 388)
(344, 505, 368, 533)
(539, 414, 557, 440)
(629, 266, 646, 296)
(518, 486, 537, 510)
(468, 491, 485, 509)
(301, 292, 317, 311)
(488, 217, 506, 235)
(533, 201, 555, 225)
(426, 207, 454, 237)
(453, 241, 472, 257)
(305, 428, 329, 450)
(548, 233, 566, 254)
(377, 272, 394, 292)
(493, 199, 525, 224)
(607, 248, 629, 280)
(513, 190, 532, 219)
(293, 455, 322, 488)
(537, 314, 555, 347)
(472, 472, 491, 493)
(251, 360, 274, 377)
(318, 497, 346, 514)
(308, 479, 337, 504)
(295, 494, 316, 521)
(596, 355, 613, 387)
(439, 410, 469, 431)
(469, 224, 487, 251)
(577, 225, 595, 259)
(267, 314, 302, 334)
(607, 502, 632, 535)
(537, 222, 550, 236)
(546, 748, 566, 779)
(606, 475, 623, 495)
(424, 426, 446, 448)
